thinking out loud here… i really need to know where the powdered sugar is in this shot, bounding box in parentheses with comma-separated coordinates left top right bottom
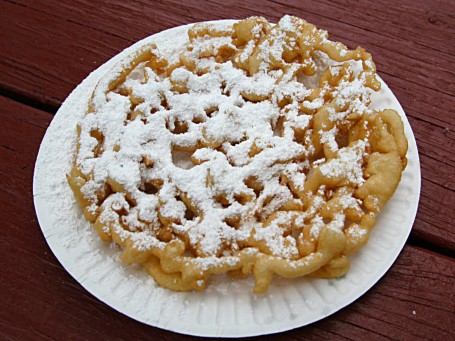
(319, 140, 367, 186)
(76, 22, 352, 260)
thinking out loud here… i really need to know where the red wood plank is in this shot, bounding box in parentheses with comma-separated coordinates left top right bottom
(0, 0, 131, 108)
(1, 95, 454, 339)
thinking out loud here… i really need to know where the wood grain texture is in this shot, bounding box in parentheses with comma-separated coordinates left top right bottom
(0, 94, 454, 340)
(1, 0, 454, 250)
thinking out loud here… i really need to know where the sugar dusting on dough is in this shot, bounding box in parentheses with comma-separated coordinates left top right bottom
(75, 17, 374, 263)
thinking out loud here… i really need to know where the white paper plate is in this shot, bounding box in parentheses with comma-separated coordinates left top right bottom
(33, 21, 421, 337)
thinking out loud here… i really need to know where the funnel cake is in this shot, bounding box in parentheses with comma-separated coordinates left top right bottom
(67, 15, 408, 293)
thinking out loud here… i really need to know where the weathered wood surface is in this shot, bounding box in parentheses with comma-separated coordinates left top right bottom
(1, 0, 454, 339)
(0, 96, 454, 340)
(1, 0, 454, 251)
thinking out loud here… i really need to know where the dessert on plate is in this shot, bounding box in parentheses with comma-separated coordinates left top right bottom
(67, 15, 408, 294)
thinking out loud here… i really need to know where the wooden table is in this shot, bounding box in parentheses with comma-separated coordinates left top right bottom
(1, 1, 454, 339)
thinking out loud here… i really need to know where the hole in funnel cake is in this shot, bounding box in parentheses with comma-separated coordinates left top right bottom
(335, 130, 349, 149)
(166, 117, 189, 134)
(68, 15, 408, 294)
(126, 100, 140, 121)
(234, 193, 252, 205)
(141, 155, 154, 168)
(184, 206, 195, 221)
(244, 176, 264, 198)
(172, 147, 195, 169)
(272, 116, 284, 137)
(143, 181, 161, 195)
(214, 193, 231, 208)
(89, 129, 104, 156)
(204, 106, 218, 118)
(160, 95, 169, 109)
(192, 115, 205, 124)
(224, 215, 241, 229)
(220, 81, 228, 95)
(175, 194, 198, 222)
